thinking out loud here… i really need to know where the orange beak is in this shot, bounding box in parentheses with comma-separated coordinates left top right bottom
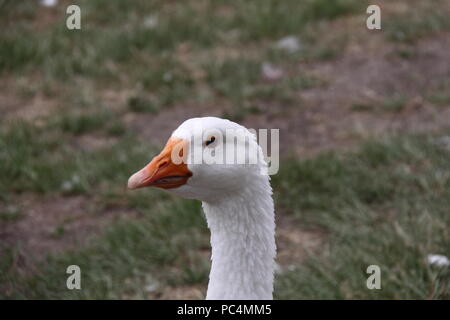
(127, 137, 192, 190)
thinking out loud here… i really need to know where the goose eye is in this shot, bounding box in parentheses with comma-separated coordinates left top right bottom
(205, 136, 216, 147)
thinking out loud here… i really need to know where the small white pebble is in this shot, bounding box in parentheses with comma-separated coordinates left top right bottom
(261, 62, 283, 81)
(145, 281, 159, 292)
(71, 174, 80, 184)
(274, 36, 301, 53)
(61, 181, 73, 191)
(143, 15, 158, 29)
(427, 254, 450, 267)
(434, 136, 450, 151)
(163, 72, 173, 82)
(40, 0, 58, 7)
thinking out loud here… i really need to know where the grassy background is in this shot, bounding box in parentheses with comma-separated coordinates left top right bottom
(1, 0, 449, 299)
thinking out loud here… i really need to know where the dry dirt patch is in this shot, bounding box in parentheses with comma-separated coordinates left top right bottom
(276, 214, 324, 271)
(0, 194, 133, 272)
(120, 33, 450, 157)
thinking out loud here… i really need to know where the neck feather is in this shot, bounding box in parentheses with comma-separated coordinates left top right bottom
(202, 174, 276, 300)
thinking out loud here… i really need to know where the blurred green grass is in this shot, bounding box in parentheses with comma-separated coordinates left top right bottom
(0, 0, 364, 123)
(0, 0, 362, 73)
(385, 0, 450, 43)
(274, 135, 450, 299)
(0, 120, 146, 196)
(1, 124, 449, 299)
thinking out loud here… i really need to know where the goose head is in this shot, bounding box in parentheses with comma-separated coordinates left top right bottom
(127, 117, 264, 202)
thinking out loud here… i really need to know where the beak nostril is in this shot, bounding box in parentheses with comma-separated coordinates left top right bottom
(158, 160, 169, 170)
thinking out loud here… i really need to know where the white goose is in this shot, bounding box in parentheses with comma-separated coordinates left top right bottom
(128, 117, 276, 300)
